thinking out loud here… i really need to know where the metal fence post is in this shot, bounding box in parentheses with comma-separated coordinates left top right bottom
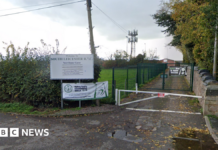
(154, 64, 156, 76)
(136, 64, 139, 87)
(148, 65, 150, 80)
(162, 64, 165, 90)
(142, 65, 144, 84)
(112, 67, 115, 99)
(138, 64, 141, 85)
(191, 63, 194, 91)
(126, 67, 129, 90)
(190, 65, 192, 87)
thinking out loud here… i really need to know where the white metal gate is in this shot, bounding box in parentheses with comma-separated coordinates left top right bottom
(115, 89, 202, 106)
(115, 88, 203, 114)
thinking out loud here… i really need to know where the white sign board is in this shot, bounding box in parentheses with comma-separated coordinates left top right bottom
(50, 54, 94, 80)
(62, 81, 108, 100)
(169, 66, 187, 76)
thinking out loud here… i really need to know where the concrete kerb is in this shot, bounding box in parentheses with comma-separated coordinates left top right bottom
(205, 116, 218, 144)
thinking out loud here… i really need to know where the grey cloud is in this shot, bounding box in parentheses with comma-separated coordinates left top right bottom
(7, 0, 165, 41)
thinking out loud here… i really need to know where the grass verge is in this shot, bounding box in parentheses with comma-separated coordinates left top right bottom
(0, 102, 60, 115)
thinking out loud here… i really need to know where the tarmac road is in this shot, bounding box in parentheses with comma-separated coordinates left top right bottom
(0, 101, 211, 150)
(0, 75, 217, 150)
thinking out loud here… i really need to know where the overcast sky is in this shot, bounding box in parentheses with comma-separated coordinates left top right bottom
(0, 0, 182, 60)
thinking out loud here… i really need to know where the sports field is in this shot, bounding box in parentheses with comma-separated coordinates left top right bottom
(98, 68, 138, 97)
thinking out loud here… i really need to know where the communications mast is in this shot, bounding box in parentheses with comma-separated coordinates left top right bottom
(128, 29, 138, 58)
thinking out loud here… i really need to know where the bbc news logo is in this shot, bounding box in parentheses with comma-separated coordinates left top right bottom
(0, 128, 49, 137)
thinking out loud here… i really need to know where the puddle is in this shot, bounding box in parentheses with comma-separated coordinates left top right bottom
(108, 130, 143, 143)
(172, 128, 218, 150)
(111, 130, 127, 139)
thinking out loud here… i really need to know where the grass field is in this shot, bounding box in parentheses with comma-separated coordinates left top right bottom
(98, 67, 163, 102)
(98, 69, 113, 97)
(98, 68, 138, 98)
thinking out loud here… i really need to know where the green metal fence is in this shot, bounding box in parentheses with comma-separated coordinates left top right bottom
(137, 63, 167, 86)
(111, 63, 194, 99)
(162, 63, 194, 91)
(141, 63, 194, 91)
(112, 63, 167, 99)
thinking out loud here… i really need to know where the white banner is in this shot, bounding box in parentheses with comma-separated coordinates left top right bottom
(50, 54, 94, 80)
(62, 81, 108, 100)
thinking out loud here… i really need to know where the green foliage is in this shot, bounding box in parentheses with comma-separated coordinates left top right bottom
(113, 50, 129, 60)
(153, 0, 218, 78)
(91, 104, 96, 107)
(0, 48, 61, 107)
(0, 102, 60, 114)
(0, 41, 101, 108)
(100, 97, 115, 104)
(0, 102, 33, 113)
(208, 115, 218, 119)
(102, 54, 147, 69)
(102, 60, 117, 69)
(188, 98, 199, 106)
(152, 12, 177, 36)
(200, 108, 203, 114)
(101, 49, 148, 69)
(71, 107, 81, 111)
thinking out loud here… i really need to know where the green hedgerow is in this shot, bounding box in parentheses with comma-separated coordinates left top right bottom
(0, 41, 101, 108)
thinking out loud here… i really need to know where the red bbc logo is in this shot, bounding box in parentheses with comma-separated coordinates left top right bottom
(158, 93, 165, 98)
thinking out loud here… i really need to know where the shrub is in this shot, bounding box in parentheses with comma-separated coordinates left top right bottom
(0, 41, 101, 107)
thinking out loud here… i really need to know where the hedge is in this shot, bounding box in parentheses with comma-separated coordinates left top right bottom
(0, 44, 101, 107)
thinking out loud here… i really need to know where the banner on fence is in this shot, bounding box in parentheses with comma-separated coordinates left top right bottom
(50, 54, 94, 80)
(62, 81, 108, 100)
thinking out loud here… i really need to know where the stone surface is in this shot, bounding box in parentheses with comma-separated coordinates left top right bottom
(208, 105, 218, 112)
(202, 75, 213, 82)
(207, 85, 218, 91)
(186, 67, 218, 116)
(136, 116, 161, 130)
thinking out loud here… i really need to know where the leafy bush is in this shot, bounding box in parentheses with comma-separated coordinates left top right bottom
(0, 42, 61, 107)
(0, 41, 101, 107)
